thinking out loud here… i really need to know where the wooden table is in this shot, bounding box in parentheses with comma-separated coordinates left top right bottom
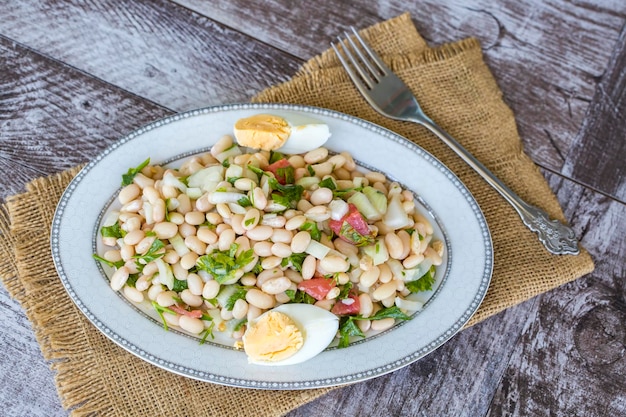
(1, 1, 625, 416)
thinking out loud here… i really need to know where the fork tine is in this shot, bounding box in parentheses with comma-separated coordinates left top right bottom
(350, 26, 391, 75)
(345, 27, 388, 80)
(332, 35, 375, 90)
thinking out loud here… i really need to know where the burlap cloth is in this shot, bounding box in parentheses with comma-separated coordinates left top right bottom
(0, 12, 594, 417)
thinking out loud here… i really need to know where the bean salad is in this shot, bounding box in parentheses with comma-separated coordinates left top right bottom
(94, 134, 444, 348)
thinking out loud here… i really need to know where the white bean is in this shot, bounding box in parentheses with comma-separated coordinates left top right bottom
(304, 147, 328, 164)
(271, 242, 292, 258)
(310, 187, 333, 205)
(187, 273, 204, 295)
(290, 231, 311, 253)
(285, 215, 307, 230)
(180, 289, 203, 307)
(185, 211, 206, 226)
(118, 183, 141, 205)
(372, 281, 397, 301)
(371, 317, 395, 332)
(179, 315, 205, 334)
(358, 293, 374, 318)
(301, 255, 316, 280)
(385, 233, 404, 260)
(202, 280, 221, 300)
(261, 276, 292, 295)
(156, 291, 177, 307)
(253, 241, 273, 257)
(242, 208, 261, 230)
(152, 222, 178, 239)
(319, 255, 349, 273)
(271, 228, 293, 244)
(218, 228, 236, 251)
(123, 286, 144, 303)
(246, 225, 273, 241)
(232, 299, 249, 319)
(197, 227, 218, 244)
(246, 289, 275, 310)
(110, 266, 129, 291)
(360, 266, 380, 288)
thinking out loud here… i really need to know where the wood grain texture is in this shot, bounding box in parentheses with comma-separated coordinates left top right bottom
(0, 0, 302, 111)
(1, 1, 625, 416)
(562, 22, 626, 204)
(486, 172, 626, 417)
(0, 35, 171, 201)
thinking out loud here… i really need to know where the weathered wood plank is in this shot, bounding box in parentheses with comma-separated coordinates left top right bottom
(0, 288, 66, 417)
(486, 173, 626, 417)
(0, 36, 171, 201)
(0, 0, 301, 112)
(176, 0, 626, 197)
(562, 22, 626, 204)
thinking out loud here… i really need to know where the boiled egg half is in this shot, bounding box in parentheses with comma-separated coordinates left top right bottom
(233, 113, 331, 154)
(242, 303, 339, 366)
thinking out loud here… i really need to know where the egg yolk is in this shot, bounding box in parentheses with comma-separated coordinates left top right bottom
(233, 114, 291, 151)
(243, 311, 304, 363)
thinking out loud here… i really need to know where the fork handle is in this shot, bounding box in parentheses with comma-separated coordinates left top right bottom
(411, 114, 580, 255)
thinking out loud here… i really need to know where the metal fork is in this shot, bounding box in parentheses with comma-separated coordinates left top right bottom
(331, 28, 579, 255)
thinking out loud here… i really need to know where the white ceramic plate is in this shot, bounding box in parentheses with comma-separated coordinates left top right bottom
(51, 103, 492, 389)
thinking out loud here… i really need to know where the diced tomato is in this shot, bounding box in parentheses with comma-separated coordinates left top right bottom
(329, 203, 373, 246)
(331, 291, 361, 316)
(297, 277, 336, 301)
(169, 305, 203, 319)
(266, 158, 292, 184)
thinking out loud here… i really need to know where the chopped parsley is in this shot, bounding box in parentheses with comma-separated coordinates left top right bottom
(337, 306, 411, 348)
(121, 158, 150, 186)
(100, 222, 125, 239)
(92, 253, 124, 269)
(268, 177, 303, 209)
(405, 266, 436, 293)
(285, 289, 317, 304)
(196, 244, 256, 284)
(300, 221, 321, 241)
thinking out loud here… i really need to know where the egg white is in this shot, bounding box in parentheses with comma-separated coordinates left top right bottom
(277, 122, 331, 154)
(244, 304, 339, 366)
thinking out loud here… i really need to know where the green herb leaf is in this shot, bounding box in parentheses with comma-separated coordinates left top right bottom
(196, 244, 256, 284)
(224, 286, 248, 310)
(337, 282, 353, 300)
(100, 222, 125, 239)
(268, 177, 303, 209)
(338, 317, 366, 348)
(238, 196, 252, 207)
(133, 238, 165, 269)
(152, 301, 176, 331)
(92, 253, 124, 269)
(269, 151, 286, 164)
(319, 177, 336, 190)
(281, 252, 307, 272)
(285, 289, 317, 304)
(199, 322, 215, 345)
(300, 221, 321, 241)
(367, 306, 411, 321)
(307, 165, 315, 176)
(172, 278, 189, 292)
(276, 165, 295, 184)
(405, 266, 436, 293)
(247, 164, 265, 177)
(121, 158, 150, 186)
